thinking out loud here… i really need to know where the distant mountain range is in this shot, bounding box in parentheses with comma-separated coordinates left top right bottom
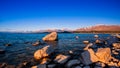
(0, 25, 120, 33)
(75, 25, 120, 32)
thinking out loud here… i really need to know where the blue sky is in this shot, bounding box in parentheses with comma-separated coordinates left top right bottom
(0, 0, 120, 31)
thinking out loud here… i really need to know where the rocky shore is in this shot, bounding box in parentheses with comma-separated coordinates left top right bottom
(0, 32, 120, 68)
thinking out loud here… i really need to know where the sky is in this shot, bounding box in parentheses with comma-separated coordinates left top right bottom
(0, 0, 120, 32)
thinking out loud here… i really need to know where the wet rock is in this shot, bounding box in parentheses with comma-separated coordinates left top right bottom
(5, 43, 12, 46)
(94, 66, 102, 68)
(66, 59, 81, 68)
(4, 65, 16, 68)
(32, 40, 41, 46)
(107, 61, 118, 67)
(42, 32, 58, 41)
(117, 61, 120, 67)
(47, 64, 56, 68)
(0, 63, 7, 68)
(74, 66, 82, 68)
(96, 48, 111, 63)
(84, 43, 93, 50)
(95, 39, 101, 44)
(34, 45, 54, 60)
(94, 35, 99, 38)
(80, 49, 98, 65)
(95, 62, 105, 67)
(83, 66, 90, 68)
(31, 64, 46, 68)
(83, 41, 89, 44)
(0, 49, 5, 54)
(40, 58, 51, 64)
(54, 54, 70, 64)
(112, 43, 120, 49)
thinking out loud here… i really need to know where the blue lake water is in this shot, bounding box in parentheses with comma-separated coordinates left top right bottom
(0, 33, 113, 65)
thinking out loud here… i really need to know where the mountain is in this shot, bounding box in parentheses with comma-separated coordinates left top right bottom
(76, 25, 120, 32)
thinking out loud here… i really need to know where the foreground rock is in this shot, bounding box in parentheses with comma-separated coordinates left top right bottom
(80, 49, 99, 65)
(42, 32, 58, 41)
(34, 45, 54, 60)
(96, 48, 111, 63)
(54, 54, 70, 64)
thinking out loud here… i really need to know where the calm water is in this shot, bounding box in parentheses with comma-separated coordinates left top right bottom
(0, 33, 112, 65)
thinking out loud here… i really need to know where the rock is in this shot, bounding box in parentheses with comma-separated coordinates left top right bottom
(40, 58, 50, 64)
(84, 43, 93, 50)
(0, 63, 7, 68)
(107, 61, 118, 67)
(83, 41, 89, 44)
(112, 43, 120, 49)
(80, 49, 98, 65)
(66, 59, 81, 68)
(96, 48, 111, 63)
(94, 35, 99, 38)
(116, 34, 120, 39)
(5, 43, 12, 46)
(69, 50, 73, 54)
(4, 65, 16, 68)
(83, 66, 90, 68)
(31, 64, 46, 68)
(117, 61, 120, 66)
(94, 66, 102, 68)
(95, 62, 105, 67)
(32, 40, 41, 46)
(0, 49, 5, 54)
(34, 45, 54, 60)
(54, 54, 70, 64)
(95, 39, 101, 44)
(47, 64, 56, 68)
(74, 66, 82, 68)
(42, 32, 58, 41)
(75, 36, 79, 39)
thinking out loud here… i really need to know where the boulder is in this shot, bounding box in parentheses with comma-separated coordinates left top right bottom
(34, 45, 54, 60)
(54, 54, 70, 64)
(80, 49, 99, 65)
(66, 59, 81, 68)
(96, 48, 111, 63)
(42, 32, 58, 41)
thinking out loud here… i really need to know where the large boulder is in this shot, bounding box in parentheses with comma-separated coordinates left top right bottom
(80, 49, 99, 65)
(42, 32, 58, 41)
(34, 45, 54, 60)
(96, 48, 111, 63)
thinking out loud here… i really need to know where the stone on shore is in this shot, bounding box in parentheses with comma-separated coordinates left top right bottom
(84, 43, 93, 50)
(42, 32, 58, 41)
(34, 45, 54, 60)
(112, 43, 120, 49)
(80, 49, 98, 65)
(54, 54, 70, 64)
(96, 48, 111, 63)
(66, 59, 81, 68)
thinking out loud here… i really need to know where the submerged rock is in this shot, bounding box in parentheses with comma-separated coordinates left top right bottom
(0, 49, 5, 54)
(34, 45, 54, 60)
(32, 40, 41, 46)
(96, 48, 111, 63)
(54, 54, 70, 64)
(5, 43, 12, 46)
(66, 59, 81, 68)
(80, 49, 98, 65)
(42, 32, 58, 41)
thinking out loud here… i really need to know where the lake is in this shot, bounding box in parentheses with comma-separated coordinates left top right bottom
(0, 33, 115, 65)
